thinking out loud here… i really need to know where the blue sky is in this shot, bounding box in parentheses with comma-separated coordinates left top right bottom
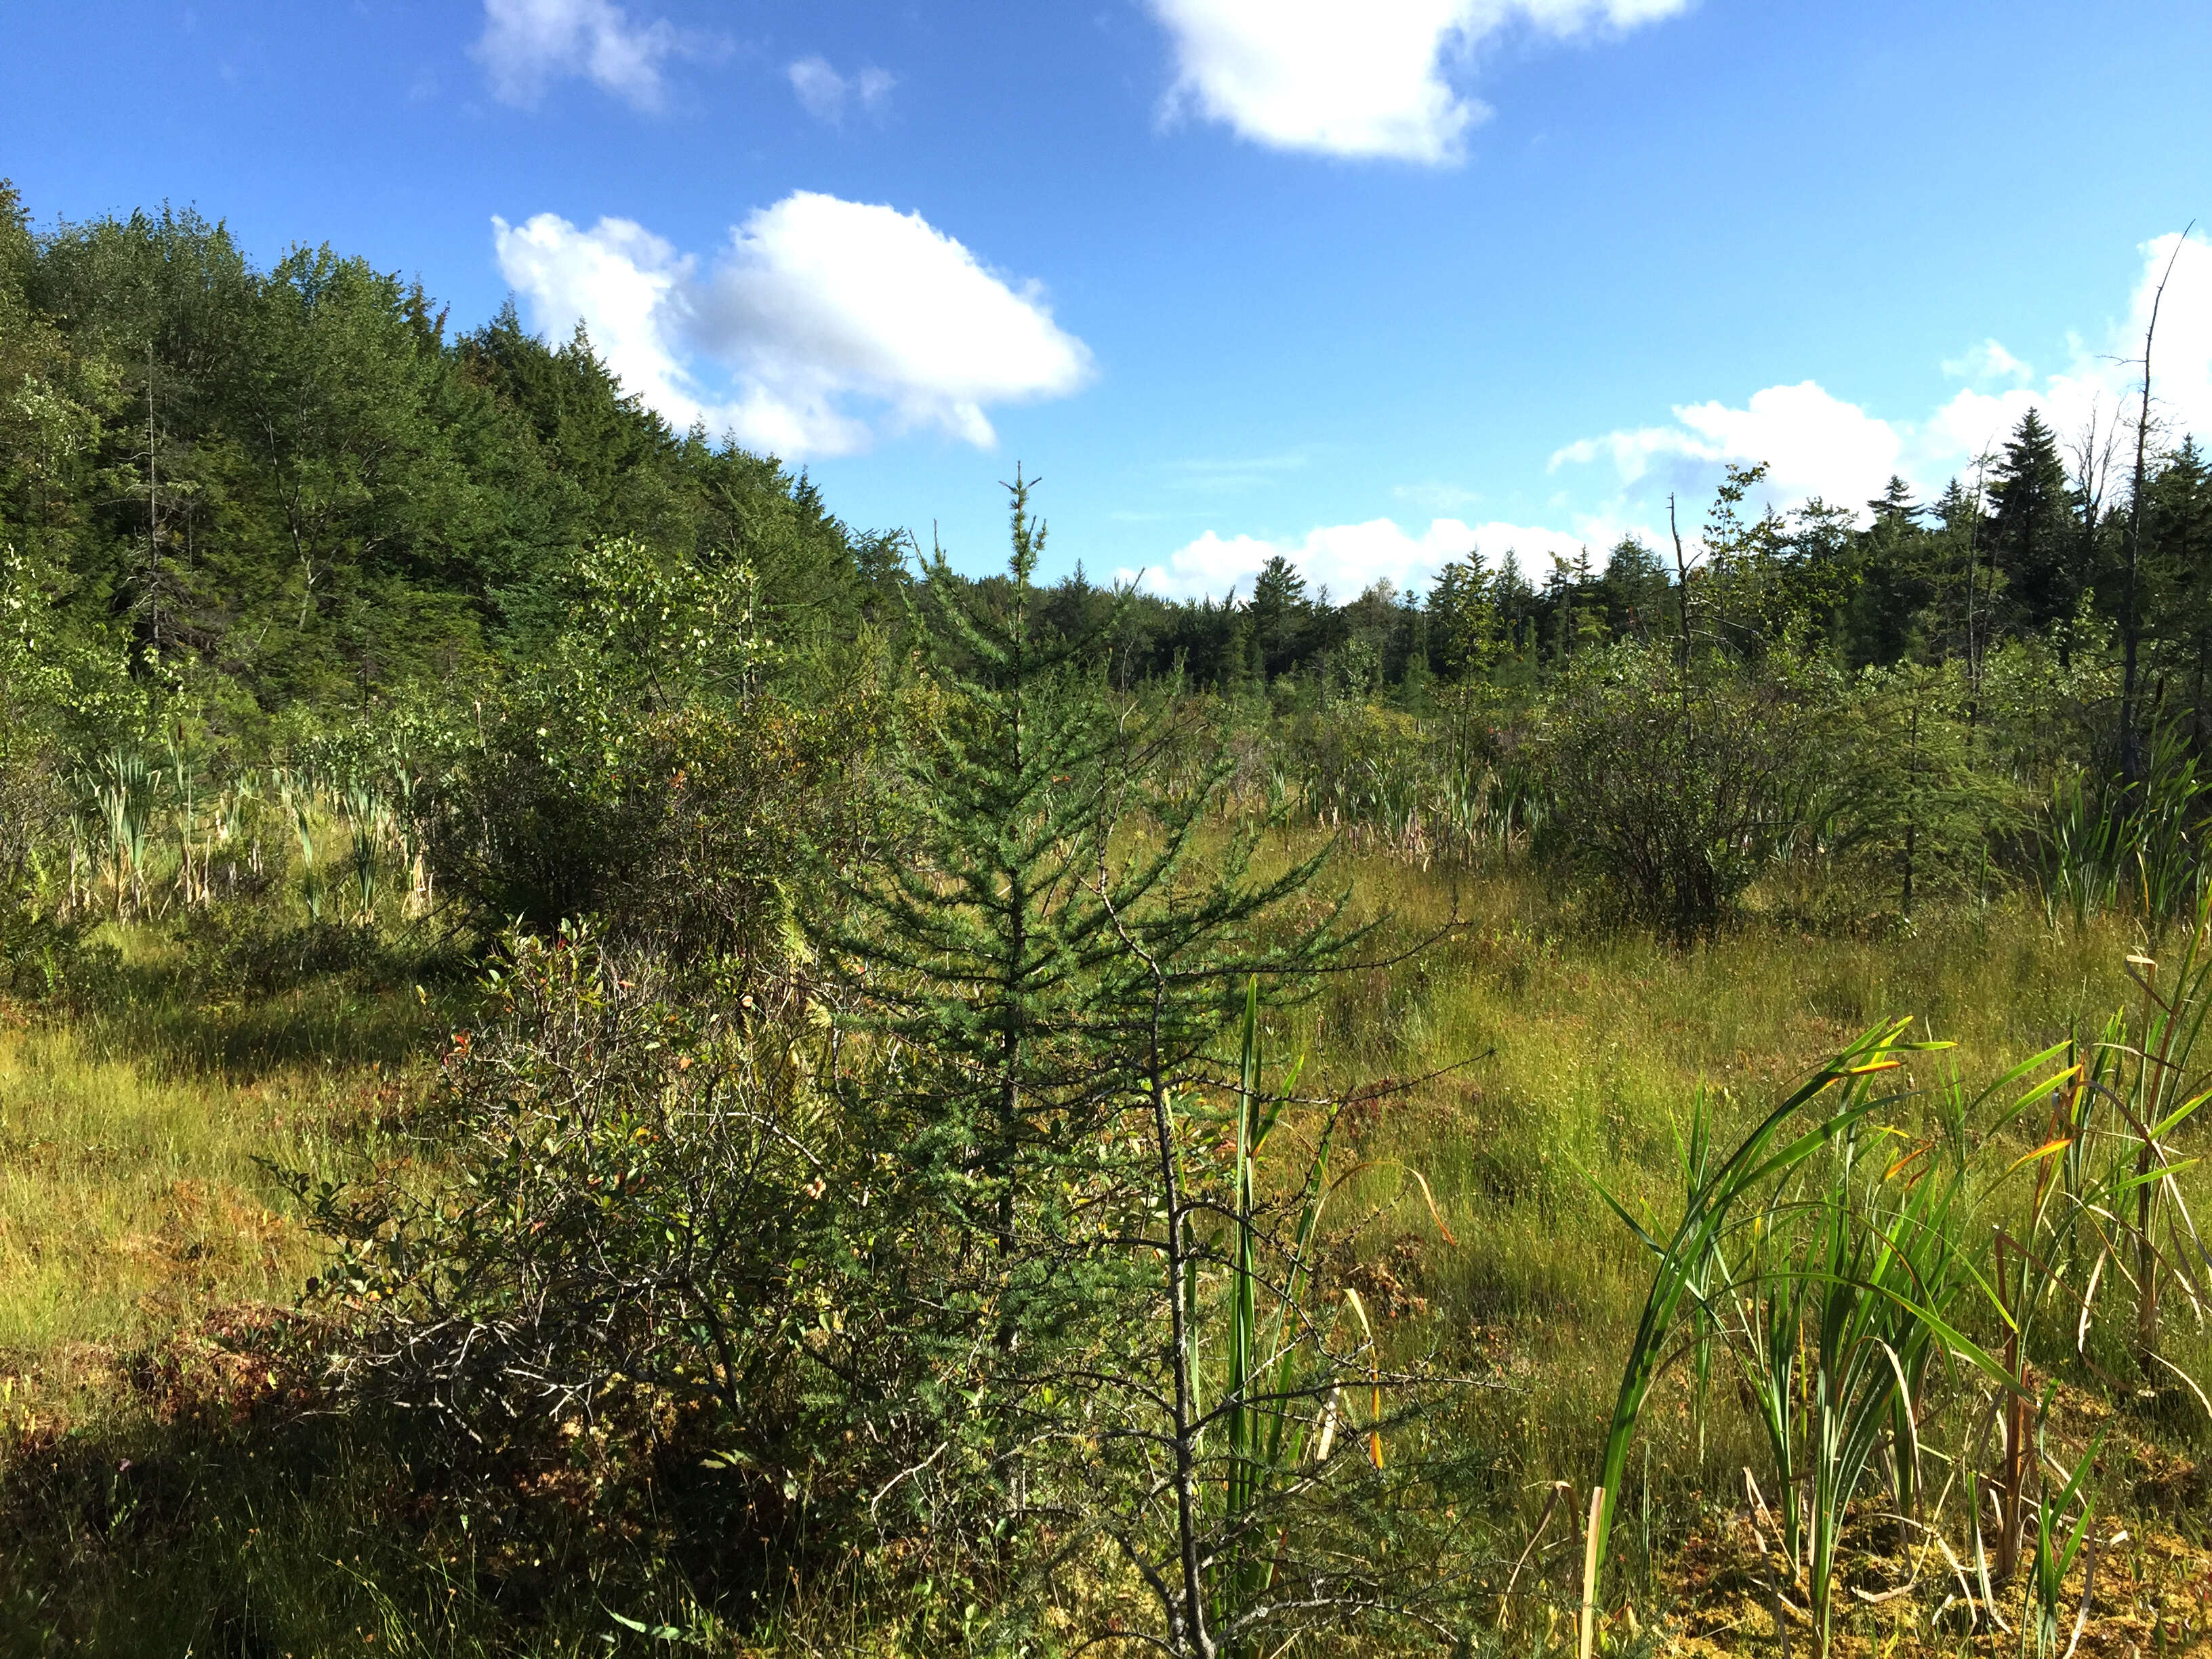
(5, 0, 2211, 598)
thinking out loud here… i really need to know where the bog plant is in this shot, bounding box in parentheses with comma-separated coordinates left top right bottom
(283, 926, 880, 1562)
(1587, 908, 2212, 1656)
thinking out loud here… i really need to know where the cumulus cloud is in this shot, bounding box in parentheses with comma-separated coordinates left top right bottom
(788, 56, 895, 124)
(1926, 231, 2212, 471)
(1551, 380, 1906, 510)
(1138, 232, 2209, 606)
(475, 0, 716, 111)
(1551, 232, 2212, 525)
(493, 193, 1092, 458)
(1942, 337, 2033, 384)
(493, 212, 705, 415)
(1147, 0, 1694, 164)
(1128, 515, 1603, 600)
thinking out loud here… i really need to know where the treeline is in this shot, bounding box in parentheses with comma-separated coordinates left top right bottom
(10, 181, 2212, 960)
(0, 182, 899, 747)
(14, 180, 2212, 758)
(1085, 424, 2212, 731)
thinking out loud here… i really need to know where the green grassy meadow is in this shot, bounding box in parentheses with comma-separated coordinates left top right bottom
(4, 849, 2208, 1656)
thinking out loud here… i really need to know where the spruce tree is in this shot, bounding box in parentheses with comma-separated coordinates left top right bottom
(1247, 554, 1309, 680)
(1868, 474, 1921, 524)
(1844, 475, 1938, 667)
(826, 474, 1361, 1555)
(1986, 409, 2082, 638)
(2146, 439, 2212, 741)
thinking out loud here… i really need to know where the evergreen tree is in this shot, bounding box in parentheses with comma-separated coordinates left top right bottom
(2145, 439, 2212, 740)
(1986, 409, 2082, 639)
(1425, 557, 1498, 682)
(1492, 550, 1536, 661)
(1220, 591, 1258, 694)
(834, 476, 1128, 1277)
(1868, 475, 1920, 525)
(1843, 476, 1938, 668)
(1247, 554, 1309, 680)
(825, 476, 1359, 1570)
(1599, 535, 1672, 644)
(0, 188, 878, 737)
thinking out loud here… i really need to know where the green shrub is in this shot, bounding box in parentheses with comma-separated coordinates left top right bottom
(1532, 643, 1826, 940)
(421, 537, 886, 965)
(283, 928, 909, 1591)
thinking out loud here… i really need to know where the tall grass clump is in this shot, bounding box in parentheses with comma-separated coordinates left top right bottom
(1584, 907, 2212, 1656)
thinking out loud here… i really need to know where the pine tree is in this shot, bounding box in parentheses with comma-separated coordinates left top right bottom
(1425, 556, 1498, 683)
(1219, 592, 1258, 695)
(1247, 554, 1309, 680)
(1868, 475, 1921, 525)
(1986, 409, 2082, 639)
(827, 476, 1361, 1555)
(2146, 439, 2212, 742)
(1493, 550, 1536, 659)
(1843, 476, 1938, 667)
(830, 475, 1128, 1276)
(1599, 536, 1671, 644)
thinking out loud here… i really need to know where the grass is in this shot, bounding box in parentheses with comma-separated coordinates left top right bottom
(0, 1018, 332, 1356)
(1269, 846, 2212, 1653)
(2, 850, 2209, 1654)
(0, 912, 449, 1361)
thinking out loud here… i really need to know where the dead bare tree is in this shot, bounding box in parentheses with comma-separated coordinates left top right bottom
(2121, 224, 2195, 788)
(1668, 492, 1693, 667)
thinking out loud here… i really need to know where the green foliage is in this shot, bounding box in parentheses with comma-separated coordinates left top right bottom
(819, 479, 1408, 1654)
(1988, 409, 2089, 640)
(1586, 1019, 1941, 1576)
(1694, 464, 1858, 653)
(283, 929, 882, 1588)
(2037, 722, 2212, 927)
(0, 188, 887, 754)
(420, 535, 882, 956)
(1589, 916, 2212, 1657)
(1161, 980, 1448, 1658)
(1533, 643, 1827, 939)
(1828, 659, 2020, 918)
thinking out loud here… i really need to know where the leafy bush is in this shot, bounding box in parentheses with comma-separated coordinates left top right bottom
(0, 540, 129, 991)
(285, 930, 885, 1579)
(428, 694, 881, 964)
(422, 537, 886, 965)
(1533, 643, 1827, 939)
(1822, 659, 2022, 920)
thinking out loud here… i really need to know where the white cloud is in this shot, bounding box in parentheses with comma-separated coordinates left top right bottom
(787, 56, 895, 124)
(1549, 232, 2212, 525)
(493, 211, 707, 419)
(2137, 230, 2212, 443)
(475, 0, 714, 111)
(1142, 233, 2212, 607)
(1551, 380, 1906, 512)
(1128, 515, 1602, 600)
(1942, 337, 2032, 384)
(493, 193, 1092, 459)
(1922, 232, 2212, 478)
(1147, 0, 1694, 164)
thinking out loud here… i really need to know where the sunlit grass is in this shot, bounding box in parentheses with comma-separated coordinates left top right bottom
(0, 1018, 365, 1359)
(1261, 844, 2212, 1650)
(3, 836, 2207, 1654)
